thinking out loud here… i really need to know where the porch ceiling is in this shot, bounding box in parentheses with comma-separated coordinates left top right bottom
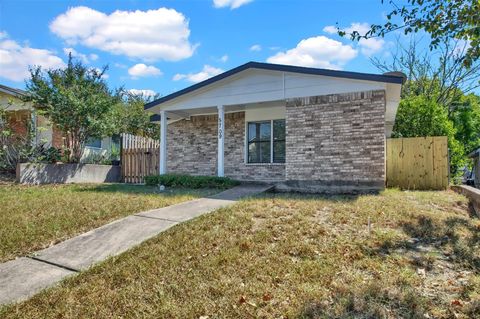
(150, 100, 285, 123)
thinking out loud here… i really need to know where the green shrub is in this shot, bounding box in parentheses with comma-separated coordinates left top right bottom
(144, 174, 239, 189)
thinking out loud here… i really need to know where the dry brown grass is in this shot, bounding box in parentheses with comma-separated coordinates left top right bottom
(1, 189, 479, 318)
(0, 183, 216, 262)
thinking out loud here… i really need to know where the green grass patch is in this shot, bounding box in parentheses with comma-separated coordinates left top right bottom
(145, 174, 240, 189)
(1, 189, 479, 318)
(0, 183, 217, 263)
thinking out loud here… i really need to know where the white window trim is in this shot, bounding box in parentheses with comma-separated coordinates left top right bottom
(244, 118, 285, 165)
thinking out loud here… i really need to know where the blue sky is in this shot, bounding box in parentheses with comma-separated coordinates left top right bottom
(0, 0, 402, 97)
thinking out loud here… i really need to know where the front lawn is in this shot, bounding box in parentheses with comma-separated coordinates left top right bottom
(2, 189, 479, 318)
(0, 183, 217, 263)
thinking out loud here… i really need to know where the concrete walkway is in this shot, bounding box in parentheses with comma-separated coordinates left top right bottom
(0, 184, 272, 305)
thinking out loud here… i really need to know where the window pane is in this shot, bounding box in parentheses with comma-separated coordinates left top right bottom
(273, 119, 285, 141)
(260, 122, 271, 140)
(260, 141, 271, 163)
(248, 141, 271, 163)
(273, 141, 285, 163)
(248, 142, 259, 163)
(248, 123, 257, 142)
(86, 138, 101, 148)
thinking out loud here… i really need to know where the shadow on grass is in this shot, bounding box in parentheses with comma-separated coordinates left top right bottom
(298, 282, 427, 319)
(72, 183, 218, 196)
(376, 213, 480, 271)
(297, 199, 479, 318)
(297, 213, 480, 318)
(253, 191, 362, 203)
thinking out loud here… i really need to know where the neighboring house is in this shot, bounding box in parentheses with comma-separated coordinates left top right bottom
(83, 135, 120, 162)
(0, 84, 62, 148)
(145, 62, 405, 193)
(469, 148, 479, 188)
(0, 84, 116, 162)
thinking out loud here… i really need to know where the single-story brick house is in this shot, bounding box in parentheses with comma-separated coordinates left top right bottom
(145, 62, 405, 193)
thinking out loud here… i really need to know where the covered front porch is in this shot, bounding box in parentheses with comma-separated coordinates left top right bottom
(153, 100, 287, 182)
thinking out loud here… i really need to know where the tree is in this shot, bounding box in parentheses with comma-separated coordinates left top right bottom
(111, 91, 160, 139)
(392, 95, 465, 172)
(450, 93, 480, 154)
(371, 37, 479, 173)
(393, 96, 455, 138)
(343, 0, 480, 67)
(25, 55, 120, 162)
(370, 37, 480, 112)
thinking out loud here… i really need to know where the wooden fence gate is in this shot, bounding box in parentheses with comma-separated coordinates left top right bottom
(121, 134, 159, 183)
(386, 136, 449, 190)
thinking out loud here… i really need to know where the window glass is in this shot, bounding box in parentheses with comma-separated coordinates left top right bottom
(248, 123, 257, 142)
(260, 122, 271, 140)
(273, 140, 285, 163)
(273, 120, 286, 141)
(247, 120, 286, 163)
(85, 137, 102, 148)
(247, 121, 271, 163)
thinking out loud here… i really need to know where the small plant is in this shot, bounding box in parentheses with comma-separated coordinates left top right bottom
(144, 174, 239, 189)
(28, 145, 62, 164)
(110, 144, 120, 161)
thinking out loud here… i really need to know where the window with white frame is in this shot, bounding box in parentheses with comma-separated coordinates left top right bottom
(247, 119, 285, 163)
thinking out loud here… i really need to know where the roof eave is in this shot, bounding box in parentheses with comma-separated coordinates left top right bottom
(144, 61, 405, 110)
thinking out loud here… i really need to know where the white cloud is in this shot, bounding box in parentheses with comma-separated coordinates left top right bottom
(250, 44, 262, 51)
(266, 36, 357, 69)
(0, 31, 7, 40)
(50, 6, 196, 61)
(128, 89, 156, 97)
(63, 47, 98, 63)
(220, 54, 228, 62)
(322, 25, 338, 34)
(324, 22, 385, 57)
(213, 0, 253, 9)
(173, 65, 224, 83)
(0, 34, 65, 82)
(128, 63, 162, 79)
(358, 37, 385, 56)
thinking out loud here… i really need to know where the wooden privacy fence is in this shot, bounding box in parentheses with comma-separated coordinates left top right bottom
(386, 136, 449, 190)
(121, 134, 159, 183)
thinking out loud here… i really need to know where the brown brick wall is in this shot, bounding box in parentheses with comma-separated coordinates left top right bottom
(51, 125, 65, 148)
(166, 112, 285, 182)
(164, 89, 386, 190)
(6, 110, 30, 138)
(283, 90, 386, 192)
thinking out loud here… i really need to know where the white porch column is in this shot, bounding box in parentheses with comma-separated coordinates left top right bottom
(217, 105, 225, 177)
(159, 110, 167, 175)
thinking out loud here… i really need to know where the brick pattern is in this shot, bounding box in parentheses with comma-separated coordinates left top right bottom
(6, 110, 30, 139)
(51, 125, 65, 148)
(285, 90, 386, 187)
(166, 112, 285, 182)
(164, 89, 385, 189)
